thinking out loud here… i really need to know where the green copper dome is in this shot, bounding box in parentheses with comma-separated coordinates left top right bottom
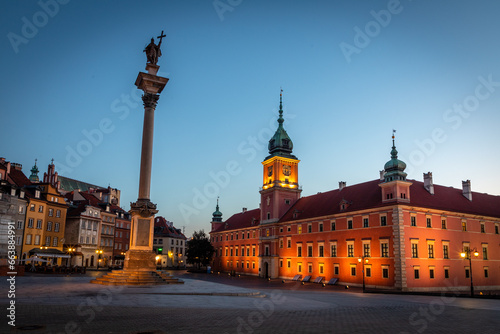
(383, 134, 407, 182)
(265, 90, 297, 160)
(29, 159, 39, 182)
(212, 199, 223, 222)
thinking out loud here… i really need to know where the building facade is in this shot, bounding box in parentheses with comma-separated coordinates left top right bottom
(153, 216, 187, 268)
(210, 95, 500, 292)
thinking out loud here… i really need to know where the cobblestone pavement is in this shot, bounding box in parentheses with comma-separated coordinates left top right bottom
(1, 273, 499, 334)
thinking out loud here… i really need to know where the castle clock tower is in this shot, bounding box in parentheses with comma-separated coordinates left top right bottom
(260, 90, 301, 224)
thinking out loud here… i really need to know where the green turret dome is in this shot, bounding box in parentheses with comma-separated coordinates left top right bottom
(266, 90, 297, 160)
(383, 133, 407, 182)
(212, 198, 223, 222)
(29, 159, 39, 182)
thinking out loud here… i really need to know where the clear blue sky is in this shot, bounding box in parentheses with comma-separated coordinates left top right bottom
(1, 0, 500, 238)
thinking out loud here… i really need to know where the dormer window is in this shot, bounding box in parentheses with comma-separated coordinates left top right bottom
(20, 191, 24, 198)
(35, 190, 40, 198)
(11, 188, 16, 196)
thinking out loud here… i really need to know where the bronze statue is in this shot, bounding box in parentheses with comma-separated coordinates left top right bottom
(144, 31, 166, 65)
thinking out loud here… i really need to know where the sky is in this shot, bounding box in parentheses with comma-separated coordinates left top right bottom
(1, 0, 500, 238)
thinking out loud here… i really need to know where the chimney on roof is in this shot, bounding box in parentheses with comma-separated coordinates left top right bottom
(462, 180, 472, 201)
(242, 207, 247, 212)
(11, 163, 22, 171)
(379, 170, 385, 181)
(423, 172, 434, 195)
(339, 181, 346, 191)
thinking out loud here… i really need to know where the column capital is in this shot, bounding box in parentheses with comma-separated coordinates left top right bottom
(130, 198, 158, 218)
(142, 93, 160, 109)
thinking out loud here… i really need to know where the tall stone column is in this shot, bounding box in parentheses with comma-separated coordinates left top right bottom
(124, 60, 168, 271)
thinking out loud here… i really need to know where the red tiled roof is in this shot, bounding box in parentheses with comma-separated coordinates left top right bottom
(8, 168, 31, 187)
(154, 216, 186, 239)
(213, 208, 261, 233)
(67, 202, 87, 217)
(280, 179, 500, 222)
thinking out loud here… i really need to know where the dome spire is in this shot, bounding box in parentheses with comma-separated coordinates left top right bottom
(383, 130, 407, 182)
(265, 88, 297, 160)
(29, 159, 39, 182)
(212, 197, 223, 222)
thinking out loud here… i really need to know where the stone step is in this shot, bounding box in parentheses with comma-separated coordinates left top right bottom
(90, 270, 183, 285)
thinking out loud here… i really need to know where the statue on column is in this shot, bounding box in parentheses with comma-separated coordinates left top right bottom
(144, 31, 166, 65)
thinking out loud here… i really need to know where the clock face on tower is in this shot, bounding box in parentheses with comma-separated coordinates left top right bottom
(268, 166, 273, 177)
(283, 165, 291, 176)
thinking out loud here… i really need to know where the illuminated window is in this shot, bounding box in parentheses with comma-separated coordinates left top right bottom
(462, 221, 467, 231)
(287, 238, 291, 248)
(481, 223, 485, 233)
(319, 263, 324, 274)
(347, 243, 354, 257)
(411, 241, 418, 258)
(441, 219, 446, 229)
(298, 225, 302, 234)
(298, 263, 302, 273)
(428, 243, 434, 259)
(483, 245, 488, 260)
(381, 242, 389, 257)
(331, 243, 337, 257)
(279, 239, 283, 248)
(443, 244, 449, 259)
(30, 204, 35, 211)
(363, 242, 371, 257)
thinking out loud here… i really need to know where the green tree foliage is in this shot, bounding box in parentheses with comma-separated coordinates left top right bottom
(186, 230, 215, 269)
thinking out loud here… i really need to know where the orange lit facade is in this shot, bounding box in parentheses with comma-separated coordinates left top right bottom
(210, 95, 500, 292)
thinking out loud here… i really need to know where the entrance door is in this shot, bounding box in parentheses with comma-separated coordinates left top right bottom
(264, 262, 269, 278)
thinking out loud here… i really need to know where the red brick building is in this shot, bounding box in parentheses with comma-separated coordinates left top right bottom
(210, 94, 500, 292)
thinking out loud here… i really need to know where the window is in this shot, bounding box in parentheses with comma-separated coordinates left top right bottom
(252, 262, 255, 269)
(308, 263, 313, 273)
(38, 205, 43, 213)
(414, 268, 420, 279)
(465, 268, 470, 279)
(411, 216, 416, 226)
(267, 212, 270, 220)
(279, 227, 282, 234)
(426, 217, 431, 228)
(30, 204, 35, 211)
(444, 267, 449, 279)
(17, 221, 23, 229)
(481, 223, 485, 233)
(46, 221, 52, 231)
(334, 264, 339, 275)
(380, 216, 387, 226)
(462, 221, 467, 231)
(319, 245, 324, 257)
(298, 225, 302, 234)
(56, 209, 61, 218)
(382, 266, 389, 279)
(297, 245, 302, 257)
(347, 220, 353, 229)
(26, 234, 32, 244)
(307, 245, 313, 257)
(347, 243, 354, 257)
(363, 243, 371, 257)
(48, 208, 54, 217)
(441, 219, 446, 229)
(34, 235, 40, 245)
(365, 266, 371, 277)
(52, 236, 58, 247)
(298, 263, 302, 273)
(36, 219, 42, 229)
(319, 263, 324, 274)
(287, 238, 291, 248)
(230, 248, 233, 256)
(411, 242, 418, 258)
(287, 259, 291, 268)
(279, 259, 283, 268)
(483, 246, 488, 260)
(279, 239, 283, 248)
(350, 265, 356, 276)
(287, 226, 291, 232)
(331, 221, 336, 231)
(363, 218, 369, 228)
(331, 243, 337, 257)
(28, 218, 34, 228)
(381, 242, 389, 257)
(429, 268, 435, 279)
(16, 236, 22, 245)
(319, 223, 323, 232)
(428, 243, 434, 259)
(235, 248, 238, 256)
(308, 224, 312, 233)
(225, 247, 228, 256)
(252, 246, 255, 256)
(443, 244, 449, 259)
(484, 267, 489, 278)
(266, 229, 269, 237)
(19, 206, 25, 214)
(495, 224, 499, 234)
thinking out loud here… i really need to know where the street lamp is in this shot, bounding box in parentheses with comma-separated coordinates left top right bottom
(95, 249, 103, 270)
(358, 257, 369, 293)
(460, 247, 479, 297)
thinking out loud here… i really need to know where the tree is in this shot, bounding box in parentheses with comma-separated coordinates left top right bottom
(186, 230, 215, 269)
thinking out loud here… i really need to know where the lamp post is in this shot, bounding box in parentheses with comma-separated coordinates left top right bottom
(460, 247, 479, 297)
(95, 249, 103, 270)
(358, 257, 369, 293)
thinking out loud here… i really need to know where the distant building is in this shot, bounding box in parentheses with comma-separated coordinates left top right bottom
(110, 205, 131, 266)
(153, 216, 186, 268)
(210, 94, 500, 293)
